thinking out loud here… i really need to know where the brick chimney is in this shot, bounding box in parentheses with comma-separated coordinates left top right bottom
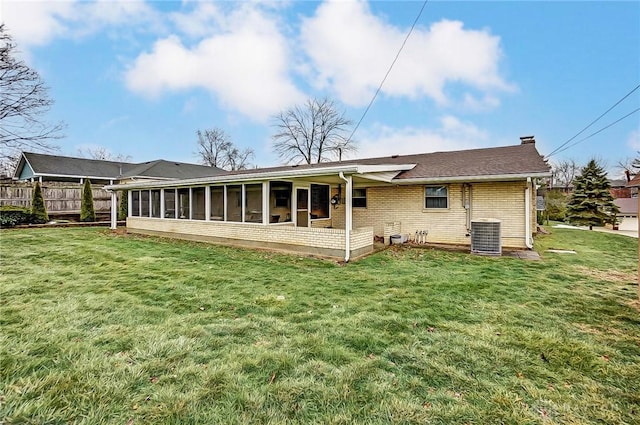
(520, 136, 535, 145)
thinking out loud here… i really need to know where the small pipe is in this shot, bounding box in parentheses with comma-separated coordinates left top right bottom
(525, 178, 533, 249)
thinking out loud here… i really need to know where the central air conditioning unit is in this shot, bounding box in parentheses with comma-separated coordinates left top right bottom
(471, 219, 501, 255)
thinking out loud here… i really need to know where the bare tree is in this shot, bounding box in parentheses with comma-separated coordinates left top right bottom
(551, 159, 580, 191)
(272, 98, 355, 164)
(195, 128, 254, 171)
(0, 24, 64, 169)
(77, 146, 132, 162)
(617, 152, 640, 179)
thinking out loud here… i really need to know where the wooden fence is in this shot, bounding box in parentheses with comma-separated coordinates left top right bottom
(0, 182, 118, 218)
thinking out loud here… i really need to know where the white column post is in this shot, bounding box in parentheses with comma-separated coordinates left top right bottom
(127, 190, 132, 217)
(110, 191, 117, 229)
(205, 186, 211, 221)
(262, 182, 269, 224)
(160, 189, 165, 219)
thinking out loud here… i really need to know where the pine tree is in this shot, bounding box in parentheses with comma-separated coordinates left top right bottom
(31, 181, 48, 223)
(566, 159, 619, 229)
(80, 179, 96, 222)
(118, 190, 128, 221)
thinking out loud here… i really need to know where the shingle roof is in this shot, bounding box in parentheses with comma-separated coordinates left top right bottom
(614, 198, 638, 215)
(224, 142, 550, 180)
(17, 152, 224, 180)
(627, 174, 640, 187)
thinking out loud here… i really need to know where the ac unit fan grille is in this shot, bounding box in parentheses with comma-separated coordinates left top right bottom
(471, 220, 501, 255)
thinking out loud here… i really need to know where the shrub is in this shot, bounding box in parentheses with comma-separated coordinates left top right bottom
(80, 179, 96, 222)
(118, 190, 128, 221)
(0, 206, 33, 228)
(31, 182, 49, 223)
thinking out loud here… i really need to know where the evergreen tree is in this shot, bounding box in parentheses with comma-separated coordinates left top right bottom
(118, 190, 128, 221)
(566, 159, 619, 229)
(80, 179, 96, 222)
(31, 181, 48, 223)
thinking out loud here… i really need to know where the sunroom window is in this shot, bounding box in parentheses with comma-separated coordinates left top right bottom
(310, 184, 329, 219)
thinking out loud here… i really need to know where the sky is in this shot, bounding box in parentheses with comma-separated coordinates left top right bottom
(2, 0, 639, 177)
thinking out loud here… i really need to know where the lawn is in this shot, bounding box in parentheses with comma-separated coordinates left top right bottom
(0, 226, 638, 424)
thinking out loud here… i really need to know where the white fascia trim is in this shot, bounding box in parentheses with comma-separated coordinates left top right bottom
(394, 172, 552, 184)
(105, 164, 415, 190)
(104, 164, 415, 191)
(23, 172, 117, 181)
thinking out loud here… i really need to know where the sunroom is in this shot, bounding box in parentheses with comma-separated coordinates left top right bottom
(105, 163, 415, 261)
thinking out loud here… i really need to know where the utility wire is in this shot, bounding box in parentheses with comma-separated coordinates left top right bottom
(549, 107, 640, 157)
(546, 83, 640, 158)
(346, 0, 429, 143)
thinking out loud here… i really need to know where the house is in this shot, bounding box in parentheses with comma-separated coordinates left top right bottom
(13, 151, 225, 184)
(625, 174, 640, 298)
(614, 198, 638, 232)
(105, 138, 551, 260)
(2, 152, 224, 219)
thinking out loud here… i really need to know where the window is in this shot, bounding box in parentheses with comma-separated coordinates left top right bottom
(210, 186, 224, 220)
(226, 185, 242, 222)
(425, 185, 448, 209)
(131, 191, 140, 216)
(192, 187, 206, 220)
(245, 184, 263, 223)
(164, 189, 176, 218)
(140, 190, 150, 216)
(353, 188, 367, 208)
(151, 190, 161, 218)
(310, 184, 329, 219)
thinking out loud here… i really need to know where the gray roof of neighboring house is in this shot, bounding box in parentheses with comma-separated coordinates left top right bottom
(15, 152, 224, 181)
(224, 141, 550, 180)
(614, 198, 638, 215)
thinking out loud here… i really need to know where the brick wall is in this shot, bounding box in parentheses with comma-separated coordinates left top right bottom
(331, 181, 534, 249)
(126, 217, 373, 259)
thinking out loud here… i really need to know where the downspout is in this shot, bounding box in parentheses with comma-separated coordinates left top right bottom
(525, 177, 533, 249)
(339, 172, 351, 262)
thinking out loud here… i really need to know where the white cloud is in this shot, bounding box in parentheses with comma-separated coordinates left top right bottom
(300, 0, 513, 107)
(125, 5, 304, 121)
(354, 115, 490, 159)
(2, 0, 162, 48)
(627, 128, 640, 151)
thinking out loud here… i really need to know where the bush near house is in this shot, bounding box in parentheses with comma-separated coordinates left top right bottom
(31, 181, 48, 223)
(118, 189, 128, 221)
(0, 205, 33, 227)
(80, 179, 96, 222)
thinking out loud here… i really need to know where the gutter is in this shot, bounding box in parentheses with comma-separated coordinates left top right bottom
(525, 177, 534, 249)
(339, 172, 351, 263)
(395, 172, 552, 184)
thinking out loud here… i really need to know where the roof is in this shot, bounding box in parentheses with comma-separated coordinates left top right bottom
(107, 142, 551, 190)
(626, 174, 640, 187)
(14, 152, 224, 181)
(224, 142, 550, 180)
(614, 198, 638, 215)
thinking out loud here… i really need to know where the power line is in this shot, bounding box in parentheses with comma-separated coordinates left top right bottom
(546, 83, 640, 158)
(549, 107, 640, 157)
(346, 0, 429, 143)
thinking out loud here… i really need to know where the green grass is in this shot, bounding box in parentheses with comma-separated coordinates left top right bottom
(0, 227, 638, 424)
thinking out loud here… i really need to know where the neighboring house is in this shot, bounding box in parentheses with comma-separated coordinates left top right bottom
(625, 174, 640, 298)
(106, 138, 551, 260)
(13, 151, 225, 184)
(2, 152, 224, 219)
(609, 179, 634, 199)
(614, 198, 638, 232)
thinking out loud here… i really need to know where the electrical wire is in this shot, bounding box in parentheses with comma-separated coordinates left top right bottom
(346, 0, 429, 143)
(546, 83, 640, 158)
(549, 107, 640, 157)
